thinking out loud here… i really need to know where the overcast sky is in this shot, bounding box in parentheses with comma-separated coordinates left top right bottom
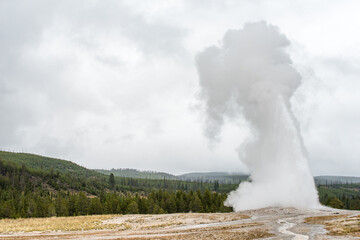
(1, 0, 359, 176)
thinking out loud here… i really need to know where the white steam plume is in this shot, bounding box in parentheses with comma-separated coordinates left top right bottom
(196, 21, 319, 210)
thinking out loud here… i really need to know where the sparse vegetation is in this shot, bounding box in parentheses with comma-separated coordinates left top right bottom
(0, 215, 119, 233)
(305, 214, 360, 237)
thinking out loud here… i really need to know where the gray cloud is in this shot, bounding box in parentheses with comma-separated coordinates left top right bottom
(0, 0, 186, 155)
(0, 0, 359, 176)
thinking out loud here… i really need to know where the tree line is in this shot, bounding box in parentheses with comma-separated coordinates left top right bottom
(318, 184, 360, 210)
(0, 189, 232, 219)
(2, 157, 360, 219)
(0, 159, 232, 219)
(0, 158, 237, 196)
(319, 194, 360, 210)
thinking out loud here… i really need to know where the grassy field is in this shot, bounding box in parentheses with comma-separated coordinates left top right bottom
(305, 214, 360, 237)
(0, 215, 125, 233)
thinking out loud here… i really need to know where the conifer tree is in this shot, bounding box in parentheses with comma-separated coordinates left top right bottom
(126, 200, 139, 214)
(189, 193, 203, 213)
(89, 198, 103, 215)
(109, 173, 115, 190)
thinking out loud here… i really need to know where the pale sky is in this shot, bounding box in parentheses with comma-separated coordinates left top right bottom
(1, 0, 359, 176)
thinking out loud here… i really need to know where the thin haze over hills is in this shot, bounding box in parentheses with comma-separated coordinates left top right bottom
(0, 1, 360, 176)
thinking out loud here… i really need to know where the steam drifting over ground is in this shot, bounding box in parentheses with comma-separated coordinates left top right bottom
(196, 21, 319, 210)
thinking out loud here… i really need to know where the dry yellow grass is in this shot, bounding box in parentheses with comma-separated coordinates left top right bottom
(304, 214, 347, 224)
(122, 228, 274, 240)
(305, 214, 360, 237)
(0, 215, 128, 233)
(141, 222, 184, 230)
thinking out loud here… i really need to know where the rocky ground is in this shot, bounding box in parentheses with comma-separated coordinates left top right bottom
(0, 207, 359, 240)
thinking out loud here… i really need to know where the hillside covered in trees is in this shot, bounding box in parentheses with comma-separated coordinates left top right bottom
(0, 151, 234, 218)
(1, 151, 360, 219)
(97, 167, 360, 185)
(96, 169, 249, 184)
(96, 168, 178, 180)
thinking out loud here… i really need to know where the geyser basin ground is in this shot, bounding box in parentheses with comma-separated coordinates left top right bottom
(0, 207, 359, 239)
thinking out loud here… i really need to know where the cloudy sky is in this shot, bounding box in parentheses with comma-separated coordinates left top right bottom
(1, 0, 359, 176)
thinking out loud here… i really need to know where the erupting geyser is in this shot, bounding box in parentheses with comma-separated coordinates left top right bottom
(196, 21, 319, 210)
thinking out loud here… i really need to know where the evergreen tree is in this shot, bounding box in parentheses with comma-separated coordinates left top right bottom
(109, 173, 115, 190)
(48, 204, 56, 217)
(0, 200, 15, 218)
(176, 194, 186, 212)
(165, 194, 177, 213)
(89, 198, 103, 215)
(203, 189, 212, 211)
(126, 200, 139, 214)
(328, 197, 344, 209)
(137, 198, 148, 214)
(152, 204, 165, 214)
(76, 192, 89, 215)
(189, 193, 203, 213)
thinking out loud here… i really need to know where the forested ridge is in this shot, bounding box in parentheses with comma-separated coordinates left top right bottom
(0, 151, 98, 178)
(97, 168, 249, 184)
(96, 168, 178, 180)
(1, 151, 360, 219)
(0, 152, 233, 218)
(0, 151, 238, 194)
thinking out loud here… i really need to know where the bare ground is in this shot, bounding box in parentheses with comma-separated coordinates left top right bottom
(0, 207, 359, 240)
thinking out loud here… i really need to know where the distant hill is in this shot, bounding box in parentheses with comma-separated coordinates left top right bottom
(0, 151, 100, 178)
(0, 150, 237, 195)
(0, 151, 114, 198)
(4, 150, 360, 187)
(178, 172, 245, 178)
(96, 168, 178, 180)
(95, 168, 360, 186)
(314, 176, 360, 185)
(95, 169, 249, 184)
(177, 172, 249, 184)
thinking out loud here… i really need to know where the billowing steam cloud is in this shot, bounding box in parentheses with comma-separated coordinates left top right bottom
(196, 21, 319, 210)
